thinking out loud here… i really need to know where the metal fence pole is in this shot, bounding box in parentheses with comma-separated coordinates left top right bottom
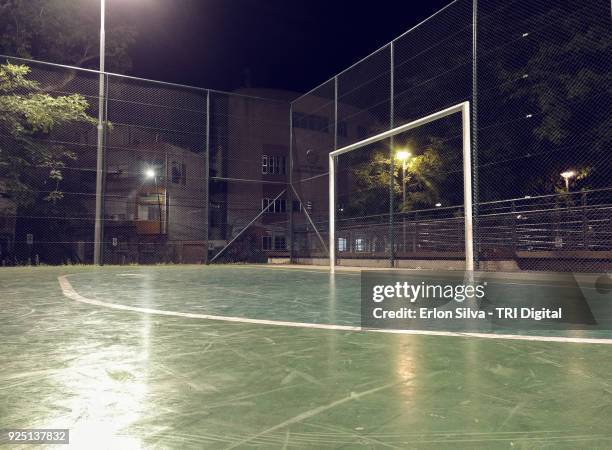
(204, 90, 210, 264)
(389, 42, 395, 268)
(288, 103, 294, 263)
(332, 76, 338, 267)
(93, 0, 106, 265)
(471, 0, 480, 270)
(329, 155, 336, 273)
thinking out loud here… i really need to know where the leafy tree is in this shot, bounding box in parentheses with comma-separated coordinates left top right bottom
(481, 3, 611, 199)
(0, 62, 97, 262)
(0, 62, 97, 204)
(0, 0, 136, 72)
(344, 136, 462, 217)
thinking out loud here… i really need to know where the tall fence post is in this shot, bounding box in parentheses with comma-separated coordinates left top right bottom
(582, 191, 588, 249)
(93, 72, 107, 265)
(288, 103, 294, 263)
(389, 41, 395, 268)
(332, 76, 338, 267)
(329, 155, 336, 273)
(471, 0, 479, 270)
(204, 90, 210, 264)
(93, 15, 106, 265)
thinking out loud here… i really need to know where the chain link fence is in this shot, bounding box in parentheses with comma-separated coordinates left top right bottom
(292, 0, 611, 272)
(1, 0, 609, 271)
(0, 56, 289, 265)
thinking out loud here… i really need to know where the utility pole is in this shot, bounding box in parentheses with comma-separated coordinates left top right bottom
(93, 0, 106, 265)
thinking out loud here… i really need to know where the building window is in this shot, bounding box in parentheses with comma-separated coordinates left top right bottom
(263, 234, 286, 251)
(262, 155, 286, 175)
(292, 201, 312, 213)
(262, 235, 273, 250)
(262, 198, 286, 213)
(355, 238, 366, 252)
(171, 161, 186, 185)
(262, 155, 268, 174)
(274, 235, 286, 250)
(139, 204, 160, 221)
(137, 194, 164, 221)
(338, 237, 347, 252)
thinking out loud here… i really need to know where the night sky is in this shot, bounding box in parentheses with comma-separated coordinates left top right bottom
(117, 0, 451, 95)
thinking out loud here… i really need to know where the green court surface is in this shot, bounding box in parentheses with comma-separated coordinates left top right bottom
(1, 265, 612, 449)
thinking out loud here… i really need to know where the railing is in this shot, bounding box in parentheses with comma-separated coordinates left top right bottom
(293, 188, 612, 262)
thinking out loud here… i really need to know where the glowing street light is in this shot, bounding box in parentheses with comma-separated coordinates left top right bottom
(144, 167, 163, 234)
(395, 150, 412, 254)
(560, 170, 576, 191)
(396, 150, 410, 162)
(395, 150, 411, 205)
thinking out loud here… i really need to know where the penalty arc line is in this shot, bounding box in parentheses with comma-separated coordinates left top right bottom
(58, 275, 612, 345)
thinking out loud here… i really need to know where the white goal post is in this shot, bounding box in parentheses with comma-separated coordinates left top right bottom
(328, 101, 473, 273)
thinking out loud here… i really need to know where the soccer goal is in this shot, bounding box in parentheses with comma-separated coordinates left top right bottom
(329, 101, 474, 272)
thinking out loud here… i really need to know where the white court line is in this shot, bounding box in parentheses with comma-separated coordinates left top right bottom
(58, 274, 612, 345)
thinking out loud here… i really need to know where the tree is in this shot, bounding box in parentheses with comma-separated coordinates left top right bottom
(481, 2, 611, 199)
(0, 62, 97, 204)
(0, 0, 136, 72)
(343, 135, 462, 217)
(0, 62, 97, 262)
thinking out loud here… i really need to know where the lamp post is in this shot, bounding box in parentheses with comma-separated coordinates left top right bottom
(560, 170, 576, 192)
(145, 168, 163, 235)
(395, 150, 411, 253)
(396, 150, 411, 205)
(93, 0, 106, 265)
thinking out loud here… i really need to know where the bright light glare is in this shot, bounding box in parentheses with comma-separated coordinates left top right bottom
(396, 150, 411, 161)
(435, 202, 442, 207)
(560, 170, 576, 180)
(144, 168, 156, 179)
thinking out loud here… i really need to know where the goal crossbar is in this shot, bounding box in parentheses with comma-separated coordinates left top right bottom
(328, 101, 473, 272)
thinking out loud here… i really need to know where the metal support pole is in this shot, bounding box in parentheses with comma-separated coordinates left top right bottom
(288, 103, 294, 263)
(329, 154, 336, 273)
(402, 161, 406, 253)
(331, 76, 338, 269)
(204, 90, 210, 263)
(93, 0, 106, 265)
(389, 42, 395, 267)
(155, 176, 162, 235)
(582, 192, 588, 248)
(471, 0, 479, 270)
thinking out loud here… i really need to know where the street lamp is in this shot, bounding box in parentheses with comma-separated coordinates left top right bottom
(93, 0, 107, 264)
(560, 170, 576, 192)
(395, 150, 411, 254)
(145, 168, 163, 235)
(395, 150, 411, 205)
